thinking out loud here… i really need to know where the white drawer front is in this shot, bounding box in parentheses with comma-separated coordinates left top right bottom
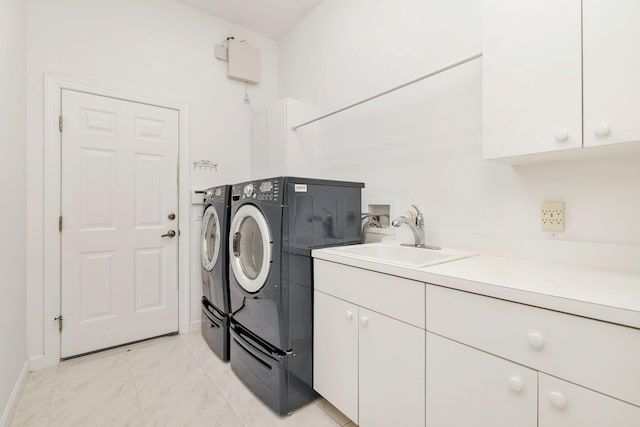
(539, 373, 640, 427)
(426, 284, 640, 406)
(314, 259, 425, 328)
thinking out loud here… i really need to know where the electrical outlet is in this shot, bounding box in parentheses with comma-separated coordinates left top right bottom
(541, 202, 565, 232)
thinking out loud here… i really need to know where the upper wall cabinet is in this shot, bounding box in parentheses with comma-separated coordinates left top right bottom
(483, 0, 640, 162)
(583, 0, 640, 148)
(482, 0, 583, 160)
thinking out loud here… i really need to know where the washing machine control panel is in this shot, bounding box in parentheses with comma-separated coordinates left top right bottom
(236, 180, 281, 203)
(243, 184, 255, 197)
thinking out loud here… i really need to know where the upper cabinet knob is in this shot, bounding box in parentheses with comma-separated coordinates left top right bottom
(549, 391, 567, 410)
(527, 332, 545, 350)
(554, 129, 569, 142)
(508, 376, 524, 393)
(345, 310, 353, 320)
(360, 316, 368, 326)
(594, 122, 611, 137)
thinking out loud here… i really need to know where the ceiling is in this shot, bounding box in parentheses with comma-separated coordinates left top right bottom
(178, 0, 323, 40)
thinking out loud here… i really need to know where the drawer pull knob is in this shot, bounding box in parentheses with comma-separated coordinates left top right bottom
(554, 128, 569, 142)
(345, 310, 353, 320)
(508, 376, 524, 393)
(549, 391, 567, 410)
(360, 316, 369, 327)
(527, 332, 545, 350)
(594, 122, 611, 137)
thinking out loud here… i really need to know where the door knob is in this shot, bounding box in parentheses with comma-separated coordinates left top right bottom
(168, 213, 176, 220)
(161, 230, 176, 238)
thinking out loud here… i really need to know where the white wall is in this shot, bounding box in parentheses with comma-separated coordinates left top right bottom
(26, 0, 278, 362)
(278, 0, 640, 271)
(0, 0, 28, 419)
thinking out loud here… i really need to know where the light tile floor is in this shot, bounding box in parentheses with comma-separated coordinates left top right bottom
(11, 332, 354, 427)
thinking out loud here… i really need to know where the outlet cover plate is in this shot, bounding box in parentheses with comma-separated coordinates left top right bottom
(541, 202, 565, 232)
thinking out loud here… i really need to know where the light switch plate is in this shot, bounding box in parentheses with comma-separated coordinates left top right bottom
(541, 202, 565, 232)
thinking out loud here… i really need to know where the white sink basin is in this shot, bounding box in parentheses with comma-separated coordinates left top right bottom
(326, 243, 476, 268)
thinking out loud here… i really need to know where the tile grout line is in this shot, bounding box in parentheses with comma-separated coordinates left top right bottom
(127, 350, 150, 427)
(46, 365, 61, 426)
(189, 343, 249, 427)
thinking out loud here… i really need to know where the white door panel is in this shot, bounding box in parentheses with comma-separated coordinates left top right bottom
(61, 90, 179, 358)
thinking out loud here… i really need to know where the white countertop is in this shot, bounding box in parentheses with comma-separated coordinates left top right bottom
(312, 247, 640, 329)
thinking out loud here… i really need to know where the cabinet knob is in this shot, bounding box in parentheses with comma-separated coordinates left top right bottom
(345, 310, 353, 320)
(508, 376, 524, 393)
(360, 316, 368, 326)
(554, 129, 569, 142)
(549, 391, 567, 410)
(594, 122, 611, 137)
(527, 332, 545, 350)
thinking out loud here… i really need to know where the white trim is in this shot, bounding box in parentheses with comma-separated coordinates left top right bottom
(190, 319, 204, 333)
(0, 360, 29, 427)
(41, 74, 191, 368)
(228, 204, 273, 293)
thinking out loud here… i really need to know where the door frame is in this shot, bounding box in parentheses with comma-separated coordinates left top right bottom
(41, 74, 191, 368)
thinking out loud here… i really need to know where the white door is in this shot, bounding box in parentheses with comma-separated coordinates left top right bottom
(583, 0, 640, 148)
(426, 332, 538, 427)
(539, 373, 640, 427)
(358, 308, 425, 427)
(60, 89, 179, 358)
(313, 291, 359, 424)
(482, 0, 582, 159)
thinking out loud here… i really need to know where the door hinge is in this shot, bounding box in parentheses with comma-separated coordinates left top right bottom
(58, 115, 63, 132)
(58, 216, 63, 232)
(54, 315, 63, 333)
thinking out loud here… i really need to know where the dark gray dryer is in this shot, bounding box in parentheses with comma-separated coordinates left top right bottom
(200, 185, 231, 361)
(227, 176, 364, 415)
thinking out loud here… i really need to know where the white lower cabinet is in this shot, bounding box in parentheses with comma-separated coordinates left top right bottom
(426, 332, 537, 427)
(359, 308, 425, 427)
(313, 290, 425, 426)
(313, 260, 640, 427)
(313, 291, 359, 423)
(539, 374, 640, 427)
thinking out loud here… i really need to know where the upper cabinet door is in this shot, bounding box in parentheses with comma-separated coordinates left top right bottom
(583, 0, 640, 148)
(482, 0, 583, 160)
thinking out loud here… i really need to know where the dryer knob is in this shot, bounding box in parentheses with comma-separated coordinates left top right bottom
(243, 184, 254, 197)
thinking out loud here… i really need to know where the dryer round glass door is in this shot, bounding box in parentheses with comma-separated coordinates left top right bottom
(201, 206, 221, 271)
(229, 204, 272, 293)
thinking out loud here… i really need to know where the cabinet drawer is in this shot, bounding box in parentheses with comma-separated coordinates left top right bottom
(314, 259, 425, 328)
(539, 373, 640, 427)
(426, 284, 640, 406)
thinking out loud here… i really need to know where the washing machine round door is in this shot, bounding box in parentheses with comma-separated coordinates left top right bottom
(201, 205, 221, 272)
(229, 204, 272, 293)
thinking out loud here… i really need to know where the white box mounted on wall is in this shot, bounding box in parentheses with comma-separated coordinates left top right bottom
(227, 40, 260, 84)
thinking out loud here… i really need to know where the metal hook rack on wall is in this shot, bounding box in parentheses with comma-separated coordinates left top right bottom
(193, 160, 218, 171)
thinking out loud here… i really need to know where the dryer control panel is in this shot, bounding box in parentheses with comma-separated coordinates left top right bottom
(233, 179, 282, 204)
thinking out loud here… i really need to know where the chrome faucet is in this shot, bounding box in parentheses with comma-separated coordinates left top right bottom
(392, 205, 440, 250)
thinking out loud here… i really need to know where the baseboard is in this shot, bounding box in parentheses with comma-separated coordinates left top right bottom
(0, 359, 29, 427)
(190, 319, 203, 333)
(27, 354, 54, 372)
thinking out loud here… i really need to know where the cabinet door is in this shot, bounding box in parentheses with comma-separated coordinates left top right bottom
(359, 308, 425, 427)
(313, 291, 359, 424)
(583, 1, 640, 147)
(426, 333, 537, 427)
(539, 374, 640, 427)
(482, 0, 582, 160)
